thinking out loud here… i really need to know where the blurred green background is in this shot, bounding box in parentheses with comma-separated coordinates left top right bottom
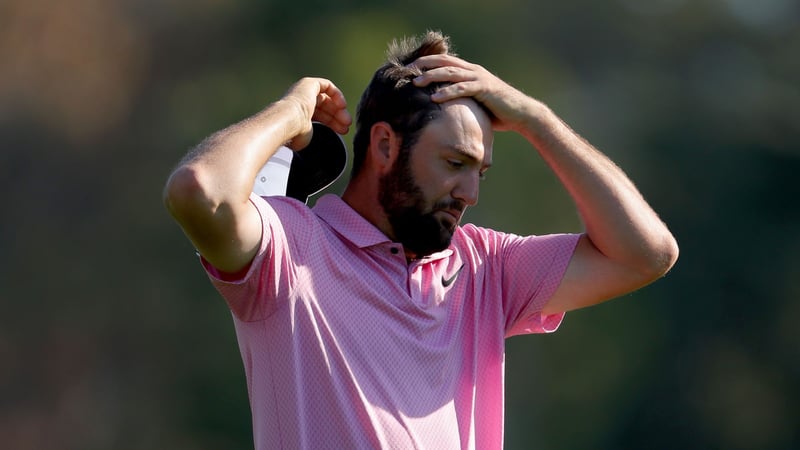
(1, 0, 798, 449)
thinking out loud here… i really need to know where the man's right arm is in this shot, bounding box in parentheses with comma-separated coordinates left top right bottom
(162, 78, 351, 274)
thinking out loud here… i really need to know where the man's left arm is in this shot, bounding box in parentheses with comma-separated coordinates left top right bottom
(515, 103, 679, 314)
(412, 55, 679, 314)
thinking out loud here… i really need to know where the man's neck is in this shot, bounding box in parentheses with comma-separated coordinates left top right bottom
(342, 178, 395, 242)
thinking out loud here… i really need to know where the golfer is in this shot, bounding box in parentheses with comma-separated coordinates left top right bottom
(164, 30, 678, 449)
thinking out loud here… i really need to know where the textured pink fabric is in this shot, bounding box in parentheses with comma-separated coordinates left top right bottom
(201, 193, 579, 449)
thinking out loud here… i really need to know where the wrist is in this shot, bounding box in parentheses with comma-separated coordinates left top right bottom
(260, 99, 311, 148)
(511, 98, 552, 136)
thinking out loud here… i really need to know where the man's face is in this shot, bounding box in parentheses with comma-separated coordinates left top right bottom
(378, 149, 457, 257)
(378, 99, 493, 257)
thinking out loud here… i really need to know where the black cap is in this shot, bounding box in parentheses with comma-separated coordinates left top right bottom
(253, 122, 347, 204)
(287, 122, 348, 203)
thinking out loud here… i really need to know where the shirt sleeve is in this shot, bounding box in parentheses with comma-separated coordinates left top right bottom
(198, 193, 310, 322)
(500, 232, 580, 336)
(459, 225, 579, 337)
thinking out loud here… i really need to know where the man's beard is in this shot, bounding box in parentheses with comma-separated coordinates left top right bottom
(378, 152, 462, 257)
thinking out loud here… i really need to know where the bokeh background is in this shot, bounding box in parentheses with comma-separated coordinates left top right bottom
(2, 0, 798, 449)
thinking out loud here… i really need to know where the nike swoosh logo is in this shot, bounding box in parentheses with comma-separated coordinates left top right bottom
(442, 263, 465, 288)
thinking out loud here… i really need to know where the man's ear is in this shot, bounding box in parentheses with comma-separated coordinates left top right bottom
(369, 122, 400, 175)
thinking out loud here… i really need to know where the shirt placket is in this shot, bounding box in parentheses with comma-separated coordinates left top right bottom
(407, 260, 423, 304)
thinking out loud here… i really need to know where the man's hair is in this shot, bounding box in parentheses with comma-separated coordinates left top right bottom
(350, 30, 455, 178)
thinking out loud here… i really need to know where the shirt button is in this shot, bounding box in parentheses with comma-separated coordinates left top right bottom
(390, 247, 399, 254)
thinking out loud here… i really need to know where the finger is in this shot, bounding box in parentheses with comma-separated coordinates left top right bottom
(314, 93, 350, 120)
(315, 79, 348, 109)
(316, 92, 348, 111)
(413, 66, 477, 88)
(334, 108, 352, 129)
(311, 105, 351, 135)
(408, 54, 470, 71)
(408, 55, 472, 88)
(428, 81, 481, 103)
(314, 84, 350, 131)
(325, 108, 352, 135)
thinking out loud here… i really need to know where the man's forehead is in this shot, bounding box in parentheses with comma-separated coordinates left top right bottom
(432, 102, 492, 155)
(439, 97, 487, 116)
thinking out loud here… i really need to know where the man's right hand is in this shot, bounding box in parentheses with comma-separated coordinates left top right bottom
(281, 77, 351, 151)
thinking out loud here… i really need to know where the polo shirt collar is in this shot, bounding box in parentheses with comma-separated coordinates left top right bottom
(313, 194, 392, 249)
(312, 194, 453, 261)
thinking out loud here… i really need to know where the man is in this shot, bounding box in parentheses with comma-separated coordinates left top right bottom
(164, 31, 678, 449)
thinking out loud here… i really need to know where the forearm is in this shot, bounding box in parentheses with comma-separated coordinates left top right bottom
(518, 101, 678, 275)
(173, 99, 304, 208)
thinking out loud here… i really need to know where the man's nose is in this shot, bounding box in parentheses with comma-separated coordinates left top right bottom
(452, 172, 480, 206)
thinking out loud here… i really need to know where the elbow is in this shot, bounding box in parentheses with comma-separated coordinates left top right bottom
(664, 234, 680, 271)
(642, 233, 680, 281)
(163, 165, 214, 221)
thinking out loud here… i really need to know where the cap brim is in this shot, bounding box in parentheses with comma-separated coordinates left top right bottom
(286, 122, 348, 203)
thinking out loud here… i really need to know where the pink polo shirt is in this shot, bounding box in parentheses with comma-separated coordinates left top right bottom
(202, 193, 579, 449)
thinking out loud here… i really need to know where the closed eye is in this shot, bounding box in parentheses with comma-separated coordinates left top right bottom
(447, 159, 465, 169)
(448, 160, 488, 181)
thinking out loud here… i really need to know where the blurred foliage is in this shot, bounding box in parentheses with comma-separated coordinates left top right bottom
(1, 0, 798, 449)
